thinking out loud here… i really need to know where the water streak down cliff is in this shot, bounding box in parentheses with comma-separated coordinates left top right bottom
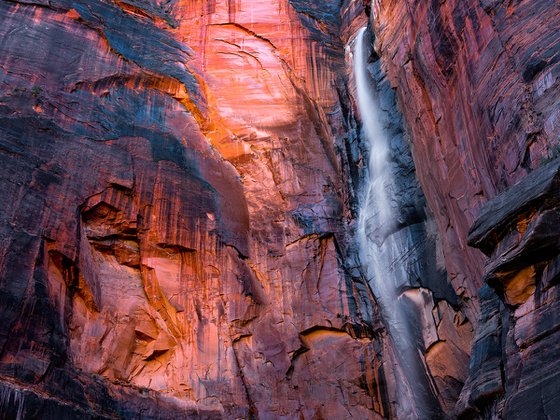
(354, 27, 442, 419)
(0, 1, 401, 418)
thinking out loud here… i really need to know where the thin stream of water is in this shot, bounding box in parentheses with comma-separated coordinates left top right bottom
(354, 27, 435, 419)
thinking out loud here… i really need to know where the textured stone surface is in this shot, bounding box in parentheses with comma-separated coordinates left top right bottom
(371, 0, 560, 313)
(0, 0, 388, 417)
(457, 158, 560, 417)
(468, 158, 560, 254)
(0, 0, 558, 418)
(342, 27, 472, 416)
(368, 1, 560, 418)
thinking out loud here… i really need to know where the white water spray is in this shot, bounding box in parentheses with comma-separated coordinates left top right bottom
(353, 27, 437, 419)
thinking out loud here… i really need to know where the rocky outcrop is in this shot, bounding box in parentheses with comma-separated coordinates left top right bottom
(457, 158, 560, 418)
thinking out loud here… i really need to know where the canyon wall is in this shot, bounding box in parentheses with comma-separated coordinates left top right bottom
(369, 0, 560, 417)
(0, 0, 389, 418)
(344, 24, 473, 417)
(0, 0, 558, 418)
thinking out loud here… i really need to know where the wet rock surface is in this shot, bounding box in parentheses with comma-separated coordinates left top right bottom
(368, 0, 560, 418)
(345, 26, 472, 417)
(371, 0, 560, 312)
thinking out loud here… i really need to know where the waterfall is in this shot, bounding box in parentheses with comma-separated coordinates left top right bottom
(353, 27, 440, 419)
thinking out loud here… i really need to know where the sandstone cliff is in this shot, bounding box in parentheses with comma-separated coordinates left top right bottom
(0, 0, 558, 419)
(369, 0, 560, 417)
(0, 1, 388, 418)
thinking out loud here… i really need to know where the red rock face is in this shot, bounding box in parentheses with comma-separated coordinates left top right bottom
(0, 0, 558, 418)
(368, 0, 560, 417)
(0, 0, 390, 418)
(371, 0, 560, 305)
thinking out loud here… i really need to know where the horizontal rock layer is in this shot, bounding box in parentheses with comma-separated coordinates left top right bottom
(458, 158, 560, 418)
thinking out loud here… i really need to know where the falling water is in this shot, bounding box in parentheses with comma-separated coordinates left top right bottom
(353, 27, 439, 419)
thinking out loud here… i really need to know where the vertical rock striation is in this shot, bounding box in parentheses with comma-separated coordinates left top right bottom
(347, 24, 472, 417)
(0, 0, 388, 417)
(367, 0, 560, 417)
(370, 0, 560, 308)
